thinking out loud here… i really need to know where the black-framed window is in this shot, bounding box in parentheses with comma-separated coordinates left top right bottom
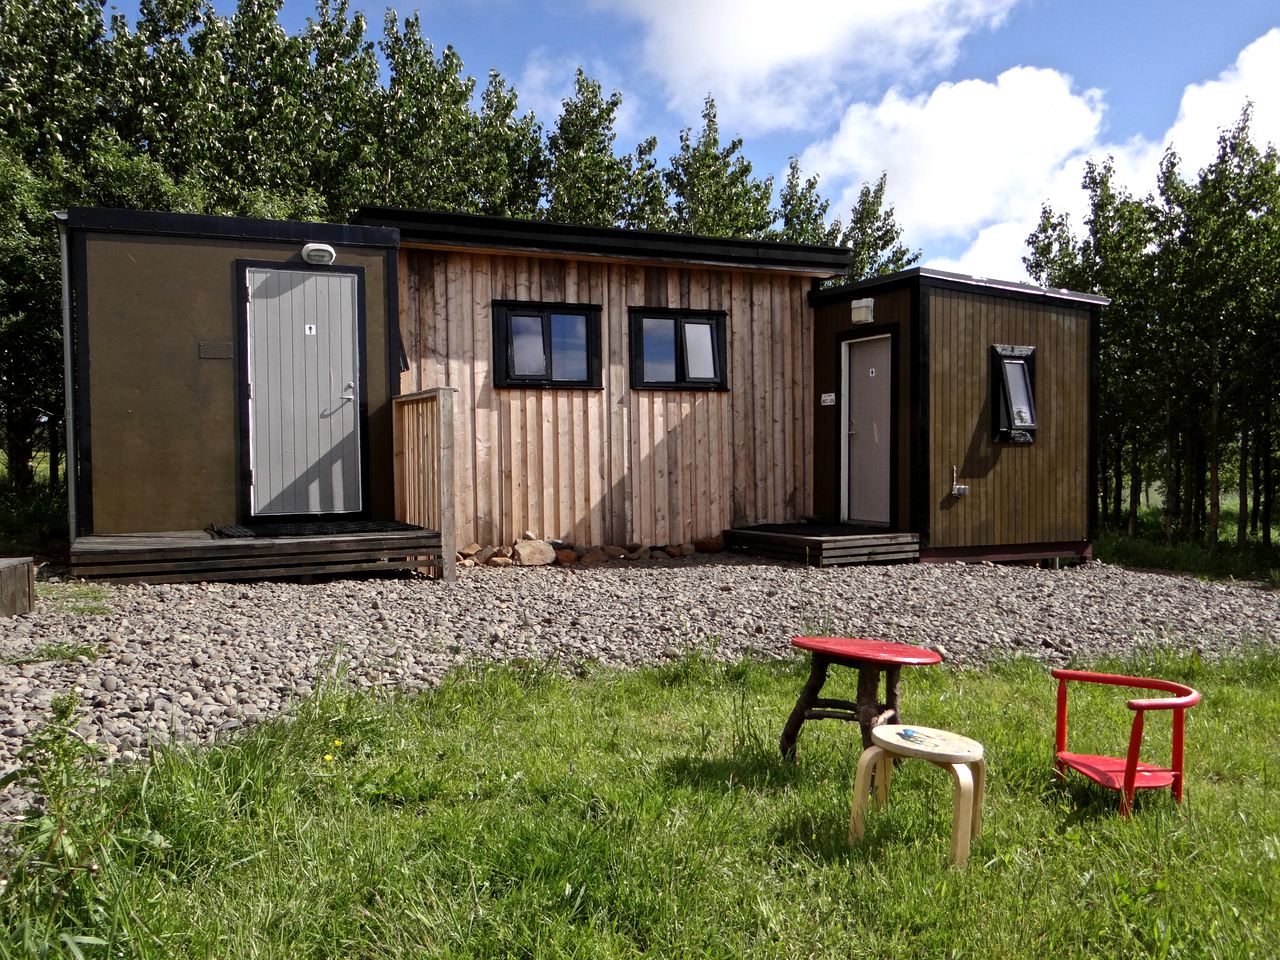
(493, 301, 602, 388)
(992, 344, 1037, 443)
(629, 308, 728, 390)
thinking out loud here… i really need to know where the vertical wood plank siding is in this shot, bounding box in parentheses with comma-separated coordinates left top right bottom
(927, 288, 1090, 548)
(400, 250, 814, 549)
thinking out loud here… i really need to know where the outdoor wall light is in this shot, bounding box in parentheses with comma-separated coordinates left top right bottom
(301, 242, 337, 265)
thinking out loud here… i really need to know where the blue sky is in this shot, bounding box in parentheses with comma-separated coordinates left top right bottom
(112, 0, 1280, 281)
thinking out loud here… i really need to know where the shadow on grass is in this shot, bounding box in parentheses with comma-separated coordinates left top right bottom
(657, 746, 804, 793)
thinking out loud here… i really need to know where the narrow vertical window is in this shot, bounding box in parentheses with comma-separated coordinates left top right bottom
(991, 344, 1037, 443)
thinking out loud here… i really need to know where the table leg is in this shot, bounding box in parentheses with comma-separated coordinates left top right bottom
(779, 656, 831, 761)
(855, 667, 882, 747)
(884, 666, 901, 724)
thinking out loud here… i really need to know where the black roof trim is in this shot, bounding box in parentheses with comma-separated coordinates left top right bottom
(57, 207, 399, 249)
(809, 267, 1110, 308)
(353, 206, 851, 274)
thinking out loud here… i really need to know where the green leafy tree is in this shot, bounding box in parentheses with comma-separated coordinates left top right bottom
(544, 70, 627, 226)
(838, 172, 920, 281)
(620, 136, 670, 230)
(774, 157, 840, 245)
(471, 71, 544, 218)
(665, 97, 774, 239)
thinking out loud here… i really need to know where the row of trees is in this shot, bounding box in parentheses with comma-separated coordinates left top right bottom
(1025, 108, 1280, 548)
(0, 0, 919, 492)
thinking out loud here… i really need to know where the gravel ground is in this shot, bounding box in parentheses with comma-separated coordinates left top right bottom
(2, 555, 1277, 819)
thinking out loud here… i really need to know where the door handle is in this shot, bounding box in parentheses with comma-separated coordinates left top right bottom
(340, 381, 355, 401)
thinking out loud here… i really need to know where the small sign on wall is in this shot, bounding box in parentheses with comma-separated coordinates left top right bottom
(820, 392, 836, 406)
(305, 324, 317, 336)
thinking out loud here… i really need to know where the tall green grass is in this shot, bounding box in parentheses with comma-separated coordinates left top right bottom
(2, 650, 1277, 958)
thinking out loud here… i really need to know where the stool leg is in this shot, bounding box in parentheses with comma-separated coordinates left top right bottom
(948, 762, 975, 867)
(849, 745, 886, 846)
(971, 758, 986, 839)
(874, 751, 893, 808)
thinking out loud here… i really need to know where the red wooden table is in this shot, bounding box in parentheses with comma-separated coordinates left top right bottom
(780, 637, 943, 760)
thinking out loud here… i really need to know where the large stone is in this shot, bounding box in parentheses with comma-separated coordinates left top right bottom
(679, 542, 696, 556)
(513, 539, 556, 566)
(495, 545, 513, 559)
(663, 544, 683, 558)
(602, 545, 627, 559)
(579, 548, 609, 567)
(459, 542, 483, 558)
(625, 546, 651, 561)
(487, 556, 513, 568)
(693, 534, 724, 553)
(555, 549, 578, 565)
(475, 546, 498, 565)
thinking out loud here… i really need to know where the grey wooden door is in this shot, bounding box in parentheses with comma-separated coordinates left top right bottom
(245, 268, 361, 516)
(845, 336, 892, 526)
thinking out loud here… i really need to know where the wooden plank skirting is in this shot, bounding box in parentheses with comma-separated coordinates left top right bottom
(70, 531, 445, 584)
(1, 557, 36, 616)
(723, 528, 920, 567)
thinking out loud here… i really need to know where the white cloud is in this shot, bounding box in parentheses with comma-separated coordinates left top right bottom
(1159, 28, 1280, 175)
(802, 66, 1103, 243)
(602, 0, 1020, 134)
(805, 29, 1280, 282)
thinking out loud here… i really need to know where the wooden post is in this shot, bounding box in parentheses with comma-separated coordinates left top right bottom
(0, 558, 35, 617)
(435, 387, 456, 582)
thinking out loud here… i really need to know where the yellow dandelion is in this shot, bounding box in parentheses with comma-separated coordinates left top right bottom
(323, 754, 335, 763)
(333, 739, 344, 747)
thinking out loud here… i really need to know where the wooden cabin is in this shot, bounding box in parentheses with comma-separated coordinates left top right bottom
(57, 208, 448, 582)
(60, 206, 1103, 580)
(352, 208, 852, 553)
(794, 269, 1106, 563)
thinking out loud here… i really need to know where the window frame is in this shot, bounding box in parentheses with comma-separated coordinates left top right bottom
(492, 301, 603, 389)
(628, 308, 729, 391)
(991, 344, 1038, 443)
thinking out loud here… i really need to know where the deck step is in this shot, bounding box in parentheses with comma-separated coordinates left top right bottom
(70, 531, 445, 584)
(724, 526, 920, 567)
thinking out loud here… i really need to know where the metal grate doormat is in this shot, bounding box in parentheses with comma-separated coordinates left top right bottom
(209, 520, 425, 539)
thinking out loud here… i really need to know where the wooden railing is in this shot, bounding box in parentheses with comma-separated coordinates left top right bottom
(393, 387, 456, 581)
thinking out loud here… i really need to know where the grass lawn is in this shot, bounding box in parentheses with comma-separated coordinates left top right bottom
(3, 648, 1278, 958)
(1094, 505, 1280, 586)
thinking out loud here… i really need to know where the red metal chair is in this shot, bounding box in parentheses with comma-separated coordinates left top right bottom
(1051, 668, 1201, 816)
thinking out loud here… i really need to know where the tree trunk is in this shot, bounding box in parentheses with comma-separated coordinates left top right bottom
(1164, 405, 1178, 545)
(3, 429, 36, 491)
(1250, 434, 1262, 536)
(1127, 438, 1141, 537)
(1238, 430, 1248, 546)
(1263, 427, 1274, 550)
(1208, 382, 1221, 552)
(1112, 439, 1124, 530)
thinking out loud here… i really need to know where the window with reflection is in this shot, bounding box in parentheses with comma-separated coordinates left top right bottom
(991, 344, 1038, 443)
(493, 302, 602, 389)
(629, 309, 728, 390)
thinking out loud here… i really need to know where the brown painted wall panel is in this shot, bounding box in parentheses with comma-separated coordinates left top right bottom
(402, 250, 816, 548)
(927, 287, 1090, 548)
(82, 234, 393, 534)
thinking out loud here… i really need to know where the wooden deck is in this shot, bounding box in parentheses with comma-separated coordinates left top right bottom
(70, 529, 447, 584)
(724, 524, 920, 567)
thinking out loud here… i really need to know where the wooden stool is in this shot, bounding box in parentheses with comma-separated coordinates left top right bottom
(849, 724, 986, 867)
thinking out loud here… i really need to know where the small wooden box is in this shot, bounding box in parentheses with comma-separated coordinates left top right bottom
(0, 557, 35, 617)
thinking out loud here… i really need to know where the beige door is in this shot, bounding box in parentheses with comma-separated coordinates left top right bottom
(844, 336, 892, 526)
